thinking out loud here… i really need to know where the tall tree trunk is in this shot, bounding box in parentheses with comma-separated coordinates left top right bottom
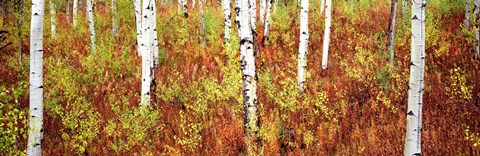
(404, 0, 426, 155)
(27, 0, 45, 155)
(73, 0, 78, 27)
(87, 0, 95, 51)
(467, 0, 471, 29)
(260, 0, 266, 24)
(240, 0, 259, 153)
(66, 1, 70, 24)
(262, 0, 272, 43)
(475, 0, 479, 57)
(387, 0, 397, 65)
(223, 0, 232, 43)
(321, 0, 331, 70)
(140, 0, 156, 106)
(49, 0, 56, 37)
(235, 0, 241, 39)
(152, 0, 159, 68)
(193, 0, 196, 8)
(297, 0, 308, 93)
(181, 0, 188, 17)
(134, 0, 142, 56)
(200, 0, 206, 46)
(402, 0, 407, 20)
(112, 0, 118, 35)
(18, 0, 24, 63)
(320, 0, 324, 14)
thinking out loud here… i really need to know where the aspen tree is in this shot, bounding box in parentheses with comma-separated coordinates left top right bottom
(404, 0, 426, 155)
(467, 0, 471, 29)
(181, 0, 188, 17)
(49, 0, 56, 37)
(320, 0, 325, 14)
(402, 0, 407, 19)
(66, 1, 70, 24)
(73, 0, 78, 27)
(134, 0, 142, 56)
(387, 0, 397, 65)
(240, 0, 259, 152)
(152, 2, 159, 67)
(193, 0, 196, 8)
(262, 0, 272, 43)
(140, 0, 157, 106)
(297, 0, 309, 92)
(200, 0, 206, 46)
(260, 0, 266, 24)
(112, 0, 118, 35)
(87, 0, 95, 51)
(321, 0, 331, 70)
(223, 0, 232, 43)
(27, 0, 45, 155)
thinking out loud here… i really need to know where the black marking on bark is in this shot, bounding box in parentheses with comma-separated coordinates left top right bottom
(34, 12, 38, 15)
(184, 13, 189, 18)
(413, 152, 422, 156)
(412, 15, 418, 20)
(407, 111, 415, 116)
(38, 86, 43, 88)
(40, 128, 44, 132)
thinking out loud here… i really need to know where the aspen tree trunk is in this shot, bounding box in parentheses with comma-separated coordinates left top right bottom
(402, 0, 407, 19)
(193, 0, 196, 8)
(112, 0, 118, 35)
(152, 1, 159, 67)
(249, 0, 256, 31)
(235, 0, 242, 40)
(134, 0, 142, 56)
(387, 0, 397, 65)
(222, 0, 232, 43)
(73, 0, 78, 27)
(140, 0, 156, 106)
(66, 1, 70, 24)
(240, 0, 259, 152)
(475, 0, 480, 57)
(27, 0, 45, 155)
(404, 0, 426, 155)
(321, 0, 331, 70)
(297, 0, 308, 92)
(87, 0, 95, 51)
(467, 0, 471, 29)
(49, 0, 56, 37)
(320, 0, 325, 14)
(182, 0, 188, 17)
(200, 0, 206, 46)
(262, 0, 272, 43)
(260, 0, 266, 24)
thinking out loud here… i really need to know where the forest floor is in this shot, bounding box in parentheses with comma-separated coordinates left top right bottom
(1, 0, 479, 155)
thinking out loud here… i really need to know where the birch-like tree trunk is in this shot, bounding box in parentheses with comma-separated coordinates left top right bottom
(262, 0, 272, 43)
(320, 0, 325, 14)
(112, 0, 118, 35)
(223, 0, 232, 43)
(140, 0, 156, 106)
(404, 0, 426, 155)
(475, 0, 480, 57)
(152, 1, 159, 67)
(27, 0, 45, 155)
(402, 0, 407, 19)
(73, 0, 78, 27)
(387, 0, 397, 65)
(66, 1, 70, 24)
(49, 0, 56, 37)
(260, 0, 266, 24)
(321, 0, 331, 70)
(297, 0, 308, 92)
(87, 0, 95, 51)
(134, 0, 142, 56)
(240, 0, 259, 152)
(182, 0, 188, 17)
(467, 0, 471, 29)
(249, 0, 256, 31)
(200, 0, 206, 46)
(193, 0, 196, 8)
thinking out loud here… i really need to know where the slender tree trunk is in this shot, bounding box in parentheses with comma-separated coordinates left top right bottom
(404, 0, 426, 155)
(249, 0, 256, 30)
(18, 0, 24, 63)
(387, 0, 397, 65)
(49, 0, 56, 37)
(402, 0, 407, 20)
(320, 0, 324, 14)
(467, 0, 471, 29)
(140, 0, 156, 106)
(200, 0, 206, 46)
(475, 0, 480, 57)
(87, 0, 95, 51)
(134, 0, 142, 56)
(223, 0, 232, 43)
(112, 0, 118, 35)
(297, 0, 308, 93)
(73, 0, 78, 27)
(193, 0, 196, 8)
(27, 0, 45, 155)
(262, 0, 272, 43)
(240, 0, 259, 153)
(235, 0, 241, 39)
(152, 1, 159, 68)
(182, 0, 188, 17)
(66, 1, 70, 24)
(321, 0, 331, 70)
(260, 0, 266, 24)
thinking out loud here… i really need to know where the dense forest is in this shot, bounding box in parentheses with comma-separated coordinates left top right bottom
(0, 0, 479, 155)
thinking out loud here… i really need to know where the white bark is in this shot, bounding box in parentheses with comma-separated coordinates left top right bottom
(240, 0, 258, 141)
(320, 0, 325, 14)
(249, 0, 256, 31)
(182, 0, 188, 17)
(235, 0, 241, 39)
(112, 0, 118, 35)
(263, 0, 272, 41)
(387, 0, 397, 65)
(467, 0, 471, 29)
(297, 0, 308, 93)
(49, 0, 56, 37)
(223, 0, 232, 43)
(200, 0, 206, 46)
(402, 0, 407, 19)
(87, 0, 95, 51)
(475, 0, 480, 56)
(66, 1, 70, 24)
(321, 0, 331, 70)
(27, 0, 45, 155)
(153, 1, 159, 67)
(134, 0, 142, 56)
(404, 0, 426, 155)
(140, 0, 156, 106)
(260, 0, 266, 24)
(73, 0, 78, 27)
(193, 0, 196, 8)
